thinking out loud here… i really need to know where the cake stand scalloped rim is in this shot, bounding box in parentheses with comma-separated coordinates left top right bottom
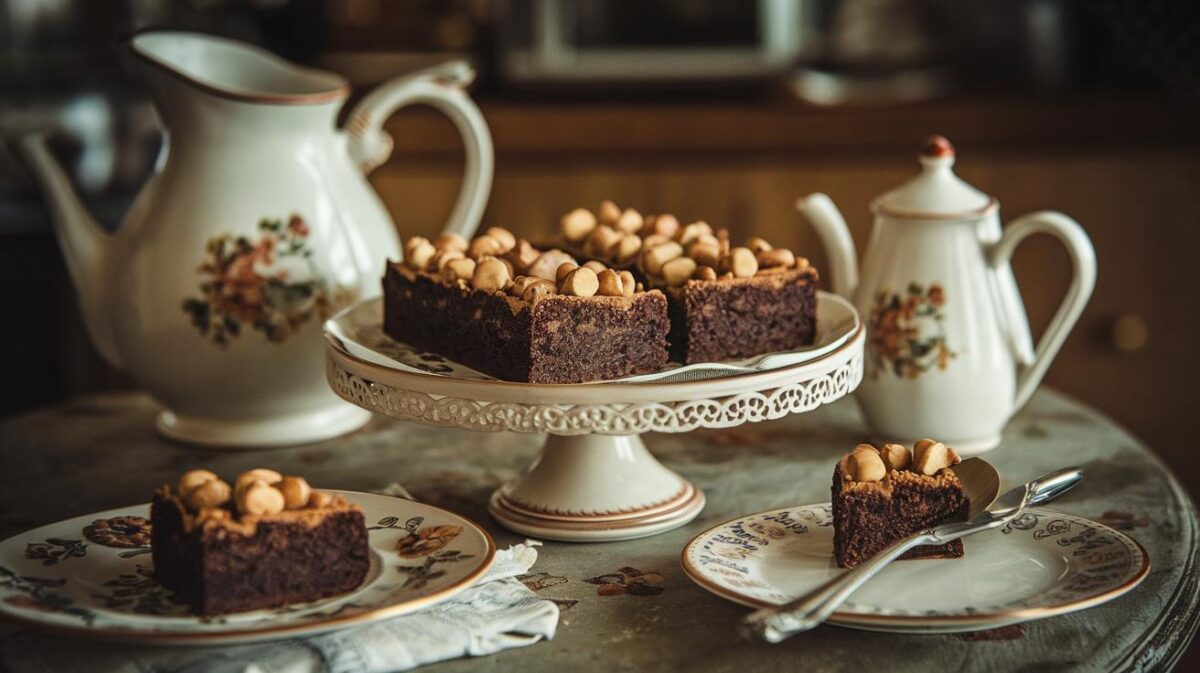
(324, 308, 864, 541)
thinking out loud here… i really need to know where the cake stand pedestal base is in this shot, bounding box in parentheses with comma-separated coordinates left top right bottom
(488, 434, 705, 542)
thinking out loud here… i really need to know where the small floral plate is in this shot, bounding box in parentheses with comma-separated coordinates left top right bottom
(325, 291, 859, 384)
(0, 491, 495, 645)
(682, 505, 1149, 634)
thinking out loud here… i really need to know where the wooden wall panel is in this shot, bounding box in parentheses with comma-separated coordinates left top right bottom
(370, 148, 1200, 484)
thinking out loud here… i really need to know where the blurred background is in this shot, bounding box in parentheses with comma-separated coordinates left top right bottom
(1, 0, 1197, 511)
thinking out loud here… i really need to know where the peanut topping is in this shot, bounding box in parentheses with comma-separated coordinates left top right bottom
(510, 275, 544, 297)
(642, 241, 683, 276)
(527, 249, 575, 281)
(693, 265, 718, 281)
(582, 260, 607, 274)
(279, 476, 312, 510)
(559, 267, 599, 297)
(795, 256, 812, 273)
(405, 239, 436, 271)
(471, 258, 511, 292)
(616, 208, 644, 234)
(522, 278, 557, 302)
(611, 233, 642, 263)
(561, 208, 597, 242)
(661, 256, 697, 287)
(178, 469, 218, 495)
(584, 225, 623, 259)
(644, 213, 680, 239)
(506, 239, 540, 273)
(618, 270, 637, 297)
(442, 257, 476, 282)
(483, 227, 517, 252)
(237, 481, 285, 517)
(468, 235, 504, 260)
(431, 249, 464, 272)
(184, 478, 231, 511)
(913, 439, 960, 475)
(678, 221, 713, 246)
(642, 234, 673, 250)
(757, 248, 795, 269)
(846, 445, 887, 482)
(722, 247, 759, 278)
(235, 469, 282, 495)
(746, 236, 773, 254)
(596, 269, 625, 297)
(195, 507, 231, 525)
(879, 443, 911, 472)
(555, 261, 579, 283)
(308, 491, 334, 509)
(598, 200, 622, 225)
(688, 241, 721, 268)
(434, 232, 468, 253)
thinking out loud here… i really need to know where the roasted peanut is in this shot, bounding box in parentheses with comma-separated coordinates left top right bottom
(559, 267, 599, 297)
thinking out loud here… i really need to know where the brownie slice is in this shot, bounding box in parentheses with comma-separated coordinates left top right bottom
(151, 488, 369, 615)
(668, 269, 817, 364)
(552, 205, 820, 365)
(383, 263, 669, 383)
(831, 444, 969, 569)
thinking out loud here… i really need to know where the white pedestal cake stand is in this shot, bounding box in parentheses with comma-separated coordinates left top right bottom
(325, 323, 863, 542)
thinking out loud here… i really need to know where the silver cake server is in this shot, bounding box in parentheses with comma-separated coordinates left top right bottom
(742, 465, 1083, 643)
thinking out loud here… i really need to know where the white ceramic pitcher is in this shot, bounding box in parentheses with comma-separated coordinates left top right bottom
(16, 30, 494, 448)
(799, 136, 1096, 453)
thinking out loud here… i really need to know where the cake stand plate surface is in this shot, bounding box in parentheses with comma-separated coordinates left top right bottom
(325, 292, 864, 541)
(0, 491, 495, 645)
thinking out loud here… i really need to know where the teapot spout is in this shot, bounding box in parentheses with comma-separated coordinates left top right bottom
(797, 193, 859, 299)
(15, 134, 122, 368)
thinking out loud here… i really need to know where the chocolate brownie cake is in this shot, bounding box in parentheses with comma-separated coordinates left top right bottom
(151, 468, 369, 615)
(558, 202, 819, 363)
(831, 440, 969, 569)
(383, 228, 670, 383)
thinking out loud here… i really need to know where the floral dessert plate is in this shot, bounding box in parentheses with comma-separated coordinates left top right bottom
(325, 291, 858, 384)
(0, 491, 495, 645)
(682, 504, 1149, 634)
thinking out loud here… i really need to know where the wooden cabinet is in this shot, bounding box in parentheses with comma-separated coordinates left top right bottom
(371, 97, 1200, 492)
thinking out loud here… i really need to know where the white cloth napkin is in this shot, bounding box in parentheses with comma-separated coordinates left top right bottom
(0, 544, 558, 673)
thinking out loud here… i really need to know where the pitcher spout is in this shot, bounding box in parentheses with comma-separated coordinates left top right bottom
(797, 193, 859, 299)
(15, 134, 122, 368)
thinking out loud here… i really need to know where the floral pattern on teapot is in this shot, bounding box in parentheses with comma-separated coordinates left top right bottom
(867, 281, 956, 380)
(182, 215, 351, 347)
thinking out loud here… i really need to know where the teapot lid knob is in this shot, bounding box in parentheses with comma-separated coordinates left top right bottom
(919, 135, 956, 168)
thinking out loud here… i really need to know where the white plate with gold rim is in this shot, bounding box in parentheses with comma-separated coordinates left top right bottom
(682, 504, 1149, 634)
(0, 491, 495, 645)
(325, 291, 858, 384)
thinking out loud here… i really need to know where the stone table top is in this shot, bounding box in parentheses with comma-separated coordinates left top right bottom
(0, 390, 1196, 671)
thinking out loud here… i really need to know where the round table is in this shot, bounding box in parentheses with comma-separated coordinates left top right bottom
(0, 390, 1196, 671)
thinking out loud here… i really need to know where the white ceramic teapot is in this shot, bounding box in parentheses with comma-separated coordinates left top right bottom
(16, 31, 494, 448)
(799, 136, 1096, 453)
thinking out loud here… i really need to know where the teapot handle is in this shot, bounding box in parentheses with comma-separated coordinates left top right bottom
(989, 211, 1096, 412)
(345, 61, 494, 239)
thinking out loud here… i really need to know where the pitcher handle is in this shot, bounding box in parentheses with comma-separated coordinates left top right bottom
(345, 60, 494, 239)
(989, 211, 1096, 412)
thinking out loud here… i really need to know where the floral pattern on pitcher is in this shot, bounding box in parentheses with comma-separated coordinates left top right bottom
(182, 215, 349, 348)
(868, 282, 956, 380)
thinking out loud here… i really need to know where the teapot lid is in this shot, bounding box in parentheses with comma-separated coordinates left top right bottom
(871, 136, 997, 220)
